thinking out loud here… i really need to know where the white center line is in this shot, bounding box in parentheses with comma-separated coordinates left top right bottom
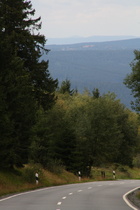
(78, 190, 82, 192)
(69, 192, 73, 195)
(130, 181, 135, 184)
(57, 202, 62, 205)
(119, 182, 124, 184)
(62, 196, 66, 199)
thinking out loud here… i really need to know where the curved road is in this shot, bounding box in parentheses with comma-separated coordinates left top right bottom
(0, 180, 140, 210)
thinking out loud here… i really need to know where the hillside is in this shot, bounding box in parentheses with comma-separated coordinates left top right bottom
(47, 38, 140, 51)
(1, 165, 140, 197)
(47, 35, 137, 45)
(42, 38, 140, 108)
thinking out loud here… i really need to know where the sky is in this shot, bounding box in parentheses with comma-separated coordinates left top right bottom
(31, 0, 140, 39)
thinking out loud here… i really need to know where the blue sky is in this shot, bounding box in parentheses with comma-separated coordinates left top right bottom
(31, 0, 140, 38)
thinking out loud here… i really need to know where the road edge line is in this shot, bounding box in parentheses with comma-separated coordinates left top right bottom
(0, 187, 55, 202)
(123, 187, 140, 210)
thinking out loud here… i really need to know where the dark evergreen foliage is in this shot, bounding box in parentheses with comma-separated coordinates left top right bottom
(0, 0, 139, 172)
(30, 107, 76, 171)
(0, 0, 57, 167)
(92, 88, 100, 98)
(59, 79, 74, 95)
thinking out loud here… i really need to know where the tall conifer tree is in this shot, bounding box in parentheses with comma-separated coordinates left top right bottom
(0, 0, 57, 167)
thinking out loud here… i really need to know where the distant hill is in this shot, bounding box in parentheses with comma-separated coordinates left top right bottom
(47, 35, 138, 45)
(47, 38, 140, 51)
(42, 38, 140, 108)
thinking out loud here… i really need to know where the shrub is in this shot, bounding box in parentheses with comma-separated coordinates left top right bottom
(46, 159, 64, 174)
(22, 164, 42, 183)
(133, 155, 140, 168)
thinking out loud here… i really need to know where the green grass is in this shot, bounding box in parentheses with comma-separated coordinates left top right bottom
(0, 164, 80, 197)
(0, 164, 140, 197)
(91, 165, 140, 181)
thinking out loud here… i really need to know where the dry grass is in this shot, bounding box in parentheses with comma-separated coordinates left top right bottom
(91, 165, 140, 181)
(1, 164, 140, 197)
(0, 166, 79, 197)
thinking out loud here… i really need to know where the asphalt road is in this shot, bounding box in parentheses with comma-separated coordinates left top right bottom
(0, 180, 140, 210)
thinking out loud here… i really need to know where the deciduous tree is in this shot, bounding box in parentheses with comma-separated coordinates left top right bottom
(124, 50, 140, 112)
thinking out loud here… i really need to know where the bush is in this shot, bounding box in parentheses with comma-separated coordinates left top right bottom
(117, 165, 128, 173)
(133, 155, 140, 168)
(46, 159, 64, 174)
(22, 164, 42, 183)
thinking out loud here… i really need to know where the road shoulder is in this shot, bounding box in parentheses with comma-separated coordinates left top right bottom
(127, 189, 140, 209)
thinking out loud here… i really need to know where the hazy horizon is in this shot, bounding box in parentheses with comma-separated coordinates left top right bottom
(47, 35, 140, 45)
(32, 0, 140, 39)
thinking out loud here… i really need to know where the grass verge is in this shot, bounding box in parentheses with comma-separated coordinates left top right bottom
(0, 164, 140, 197)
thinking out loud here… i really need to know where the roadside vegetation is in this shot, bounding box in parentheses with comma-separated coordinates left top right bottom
(1, 164, 140, 197)
(1, 0, 140, 202)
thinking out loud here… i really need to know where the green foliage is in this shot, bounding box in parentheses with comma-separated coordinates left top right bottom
(117, 165, 128, 173)
(0, 0, 139, 172)
(58, 79, 74, 95)
(92, 88, 100, 98)
(22, 168, 36, 183)
(46, 159, 64, 174)
(54, 92, 139, 174)
(133, 154, 140, 168)
(0, 0, 57, 168)
(30, 106, 76, 171)
(0, 165, 79, 196)
(124, 50, 140, 112)
(22, 164, 42, 183)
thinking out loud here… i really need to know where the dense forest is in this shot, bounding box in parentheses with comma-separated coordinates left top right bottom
(30, 87, 140, 175)
(0, 0, 140, 176)
(45, 38, 140, 109)
(46, 47, 135, 108)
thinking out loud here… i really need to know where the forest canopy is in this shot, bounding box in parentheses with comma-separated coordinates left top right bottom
(30, 88, 140, 175)
(0, 0, 140, 176)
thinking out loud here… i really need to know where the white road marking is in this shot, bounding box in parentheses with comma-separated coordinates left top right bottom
(130, 181, 136, 184)
(0, 186, 56, 202)
(62, 196, 66, 199)
(57, 202, 62, 205)
(123, 187, 140, 210)
(119, 182, 124, 184)
(69, 192, 73, 195)
(78, 190, 82, 192)
(88, 187, 92, 189)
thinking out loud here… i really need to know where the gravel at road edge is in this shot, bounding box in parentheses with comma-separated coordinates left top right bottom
(127, 189, 140, 209)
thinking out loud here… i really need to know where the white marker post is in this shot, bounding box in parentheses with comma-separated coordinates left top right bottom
(78, 171, 81, 181)
(113, 170, 116, 179)
(35, 172, 39, 185)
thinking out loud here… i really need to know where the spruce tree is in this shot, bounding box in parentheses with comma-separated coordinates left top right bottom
(59, 79, 74, 95)
(1, 0, 58, 110)
(0, 0, 57, 167)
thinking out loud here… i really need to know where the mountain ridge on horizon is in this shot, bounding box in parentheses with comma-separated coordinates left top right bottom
(47, 35, 139, 45)
(42, 38, 140, 108)
(47, 37, 140, 51)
